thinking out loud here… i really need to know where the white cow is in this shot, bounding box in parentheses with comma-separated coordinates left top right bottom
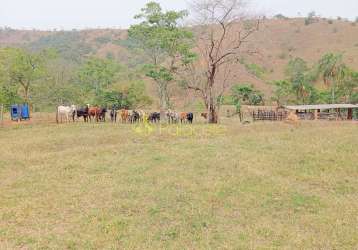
(56, 105, 77, 123)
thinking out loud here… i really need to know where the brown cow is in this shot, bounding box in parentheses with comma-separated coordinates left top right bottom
(121, 109, 129, 123)
(88, 107, 101, 122)
(180, 112, 187, 123)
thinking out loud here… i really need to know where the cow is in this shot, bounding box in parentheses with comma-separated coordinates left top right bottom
(166, 109, 179, 124)
(121, 109, 129, 123)
(148, 112, 160, 123)
(110, 108, 118, 122)
(56, 105, 76, 123)
(130, 111, 140, 123)
(180, 112, 187, 123)
(137, 110, 146, 123)
(76, 106, 89, 122)
(88, 107, 103, 122)
(187, 112, 194, 124)
(98, 108, 107, 122)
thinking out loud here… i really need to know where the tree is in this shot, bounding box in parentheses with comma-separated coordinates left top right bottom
(271, 80, 292, 106)
(182, 0, 261, 123)
(285, 57, 315, 104)
(76, 57, 120, 94)
(318, 53, 346, 103)
(128, 2, 195, 120)
(231, 84, 264, 106)
(305, 11, 317, 25)
(337, 69, 358, 103)
(5, 48, 50, 104)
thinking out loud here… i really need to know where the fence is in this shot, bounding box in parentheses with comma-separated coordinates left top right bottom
(252, 110, 288, 121)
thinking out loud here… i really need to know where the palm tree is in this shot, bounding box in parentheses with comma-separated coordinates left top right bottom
(318, 53, 346, 103)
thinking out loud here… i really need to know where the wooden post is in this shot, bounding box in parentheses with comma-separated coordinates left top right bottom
(0, 104, 4, 127)
(348, 108, 353, 120)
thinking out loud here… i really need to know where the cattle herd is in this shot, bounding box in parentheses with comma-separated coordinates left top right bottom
(56, 105, 203, 124)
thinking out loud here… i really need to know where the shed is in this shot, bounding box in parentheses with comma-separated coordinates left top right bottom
(284, 104, 358, 120)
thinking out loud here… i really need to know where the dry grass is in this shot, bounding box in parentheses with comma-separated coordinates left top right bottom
(0, 120, 357, 249)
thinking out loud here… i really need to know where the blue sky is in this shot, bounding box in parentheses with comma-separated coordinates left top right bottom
(0, 0, 357, 30)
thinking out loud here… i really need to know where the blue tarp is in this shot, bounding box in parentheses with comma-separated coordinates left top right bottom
(10, 104, 30, 121)
(20, 104, 30, 119)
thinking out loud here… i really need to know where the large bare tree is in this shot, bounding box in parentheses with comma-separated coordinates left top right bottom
(183, 0, 261, 123)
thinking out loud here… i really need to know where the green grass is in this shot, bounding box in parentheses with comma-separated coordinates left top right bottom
(0, 120, 357, 249)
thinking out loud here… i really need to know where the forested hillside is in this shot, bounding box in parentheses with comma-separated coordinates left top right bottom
(0, 16, 357, 110)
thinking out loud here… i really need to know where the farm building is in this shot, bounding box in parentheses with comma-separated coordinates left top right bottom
(284, 104, 358, 120)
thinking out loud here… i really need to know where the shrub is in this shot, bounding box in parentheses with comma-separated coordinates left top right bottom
(245, 63, 267, 79)
(328, 20, 333, 24)
(274, 14, 288, 20)
(278, 53, 288, 60)
(305, 11, 317, 26)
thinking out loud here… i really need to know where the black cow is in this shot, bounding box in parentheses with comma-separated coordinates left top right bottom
(98, 108, 107, 122)
(130, 111, 140, 124)
(110, 108, 118, 122)
(148, 112, 160, 123)
(187, 112, 194, 124)
(76, 106, 89, 122)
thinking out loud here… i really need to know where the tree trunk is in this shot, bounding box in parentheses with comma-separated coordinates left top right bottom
(158, 82, 170, 122)
(24, 85, 29, 104)
(208, 104, 218, 123)
(207, 87, 218, 124)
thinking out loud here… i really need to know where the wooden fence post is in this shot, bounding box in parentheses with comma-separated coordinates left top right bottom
(0, 104, 4, 127)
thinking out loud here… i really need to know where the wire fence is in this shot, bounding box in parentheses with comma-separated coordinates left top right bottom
(252, 110, 288, 121)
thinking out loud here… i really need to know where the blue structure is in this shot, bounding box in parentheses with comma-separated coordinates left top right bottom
(11, 105, 21, 121)
(10, 104, 30, 121)
(20, 104, 30, 120)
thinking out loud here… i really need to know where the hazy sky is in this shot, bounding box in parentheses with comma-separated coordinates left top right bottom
(1, 0, 357, 30)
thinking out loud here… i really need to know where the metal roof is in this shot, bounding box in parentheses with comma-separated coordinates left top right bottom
(285, 104, 358, 110)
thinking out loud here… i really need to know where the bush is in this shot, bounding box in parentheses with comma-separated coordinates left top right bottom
(328, 20, 333, 24)
(278, 53, 288, 60)
(305, 11, 317, 26)
(274, 14, 288, 20)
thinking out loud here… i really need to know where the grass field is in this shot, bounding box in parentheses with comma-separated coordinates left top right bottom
(0, 120, 357, 249)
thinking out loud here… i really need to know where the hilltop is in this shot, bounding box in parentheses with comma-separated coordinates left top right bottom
(1, 18, 358, 104)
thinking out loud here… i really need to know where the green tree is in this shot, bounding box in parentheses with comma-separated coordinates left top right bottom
(271, 80, 292, 106)
(5, 48, 50, 104)
(317, 53, 346, 103)
(286, 57, 316, 104)
(337, 69, 358, 103)
(77, 57, 120, 94)
(231, 84, 264, 107)
(128, 2, 195, 120)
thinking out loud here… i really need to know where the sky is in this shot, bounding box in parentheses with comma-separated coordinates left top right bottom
(0, 0, 357, 30)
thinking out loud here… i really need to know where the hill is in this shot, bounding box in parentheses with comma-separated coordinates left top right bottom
(1, 18, 358, 104)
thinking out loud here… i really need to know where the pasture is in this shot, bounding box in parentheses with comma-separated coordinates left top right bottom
(0, 119, 357, 249)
